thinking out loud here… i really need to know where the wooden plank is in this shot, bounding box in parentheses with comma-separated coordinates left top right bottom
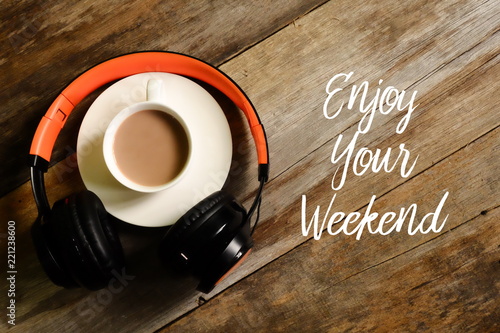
(160, 125, 500, 332)
(0, 0, 327, 196)
(1, 0, 498, 332)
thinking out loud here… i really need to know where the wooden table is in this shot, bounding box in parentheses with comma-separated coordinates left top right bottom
(1, 0, 498, 332)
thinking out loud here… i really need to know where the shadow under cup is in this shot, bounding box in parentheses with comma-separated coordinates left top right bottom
(103, 103, 192, 193)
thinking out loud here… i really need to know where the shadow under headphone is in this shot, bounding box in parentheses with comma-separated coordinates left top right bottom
(28, 51, 269, 293)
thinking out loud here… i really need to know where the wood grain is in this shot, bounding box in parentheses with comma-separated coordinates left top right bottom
(0, 0, 326, 196)
(0, 0, 498, 332)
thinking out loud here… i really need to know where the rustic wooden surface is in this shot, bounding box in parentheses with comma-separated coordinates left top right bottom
(1, 0, 499, 332)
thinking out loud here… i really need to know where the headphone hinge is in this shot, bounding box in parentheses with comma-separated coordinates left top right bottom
(258, 164, 269, 182)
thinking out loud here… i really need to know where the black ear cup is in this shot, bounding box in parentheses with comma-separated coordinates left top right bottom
(32, 216, 78, 288)
(159, 191, 253, 293)
(32, 190, 125, 290)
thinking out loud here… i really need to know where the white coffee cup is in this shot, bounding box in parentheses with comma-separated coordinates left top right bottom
(103, 79, 192, 193)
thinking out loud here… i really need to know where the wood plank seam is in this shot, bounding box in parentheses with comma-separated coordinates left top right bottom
(335, 201, 500, 290)
(306, 204, 500, 293)
(401, 0, 498, 65)
(408, 31, 499, 93)
(407, 230, 499, 293)
(216, 0, 331, 67)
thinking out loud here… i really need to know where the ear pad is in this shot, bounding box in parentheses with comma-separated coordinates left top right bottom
(32, 216, 79, 288)
(32, 190, 125, 290)
(159, 191, 253, 293)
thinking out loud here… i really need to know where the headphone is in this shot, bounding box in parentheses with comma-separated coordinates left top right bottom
(29, 51, 269, 293)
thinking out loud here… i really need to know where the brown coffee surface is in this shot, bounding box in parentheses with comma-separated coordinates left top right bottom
(113, 110, 189, 187)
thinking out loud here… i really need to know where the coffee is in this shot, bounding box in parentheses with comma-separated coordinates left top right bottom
(112, 109, 189, 187)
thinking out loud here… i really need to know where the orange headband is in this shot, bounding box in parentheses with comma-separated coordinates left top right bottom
(29, 52, 269, 177)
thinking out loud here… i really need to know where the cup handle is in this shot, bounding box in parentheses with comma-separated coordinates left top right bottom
(146, 79, 163, 102)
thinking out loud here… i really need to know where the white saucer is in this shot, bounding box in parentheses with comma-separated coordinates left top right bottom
(76, 73, 232, 227)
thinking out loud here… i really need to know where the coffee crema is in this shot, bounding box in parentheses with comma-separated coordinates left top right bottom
(112, 109, 189, 187)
